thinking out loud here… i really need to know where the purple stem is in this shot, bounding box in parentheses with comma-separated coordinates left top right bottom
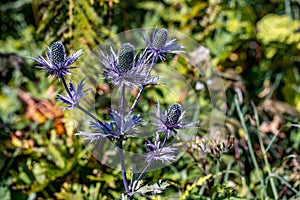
(60, 75, 73, 99)
(119, 83, 130, 194)
(62, 76, 128, 193)
(126, 86, 144, 119)
(117, 141, 130, 194)
(132, 130, 169, 192)
(121, 84, 125, 133)
(60, 76, 110, 133)
(126, 55, 157, 119)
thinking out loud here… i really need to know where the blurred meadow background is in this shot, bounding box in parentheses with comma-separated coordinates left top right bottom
(0, 0, 300, 199)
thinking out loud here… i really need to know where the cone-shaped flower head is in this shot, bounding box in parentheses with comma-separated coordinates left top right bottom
(153, 28, 168, 50)
(166, 103, 182, 127)
(28, 41, 83, 78)
(50, 41, 65, 65)
(100, 42, 159, 88)
(118, 43, 135, 72)
(143, 28, 184, 61)
(153, 103, 192, 137)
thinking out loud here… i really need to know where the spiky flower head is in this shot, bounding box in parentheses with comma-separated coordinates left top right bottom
(118, 43, 135, 72)
(166, 103, 182, 127)
(152, 103, 192, 137)
(100, 44, 159, 88)
(153, 28, 168, 50)
(50, 41, 65, 65)
(28, 41, 83, 78)
(143, 28, 184, 61)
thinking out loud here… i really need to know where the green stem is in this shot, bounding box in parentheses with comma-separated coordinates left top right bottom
(0, 147, 21, 180)
(252, 102, 278, 199)
(266, 174, 300, 196)
(234, 96, 267, 199)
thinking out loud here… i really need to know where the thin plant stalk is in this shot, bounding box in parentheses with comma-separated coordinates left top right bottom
(132, 161, 151, 192)
(133, 130, 169, 192)
(158, 130, 169, 155)
(119, 83, 130, 193)
(121, 84, 125, 133)
(117, 141, 130, 194)
(0, 147, 21, 180)
(251, 101, 278, 199)
(61, 76, 130, 194)
(224, 160, 233, 182)
(127, 86, 144, 119)
(60, 75, 73, 99)
(60, 76, 110, 132)
(234, 96, 267, 199)
(211, 161, 220, 200)
(126, 55, 157, 119)
(266, 174, 300, 196)
(265, 124, 300, 153)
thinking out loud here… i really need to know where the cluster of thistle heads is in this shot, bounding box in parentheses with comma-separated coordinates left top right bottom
(29, 28, 194, 164)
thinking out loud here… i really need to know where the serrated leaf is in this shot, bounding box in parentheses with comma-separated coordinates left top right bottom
(135, 180, 170, 195)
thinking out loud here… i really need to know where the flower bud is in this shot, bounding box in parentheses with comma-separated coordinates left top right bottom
(118, 43, 135, 72)
(166, 103, 182, 126)
(51, 41, 65, 65)
(153, 28, 168, 50)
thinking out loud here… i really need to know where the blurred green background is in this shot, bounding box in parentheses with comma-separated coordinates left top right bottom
(1, 0, 300, 199)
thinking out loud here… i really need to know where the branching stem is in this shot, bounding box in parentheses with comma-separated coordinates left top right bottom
(132, 130, 169, 192)
(126, 55, 157, 119)
(60, 76, 110, 132)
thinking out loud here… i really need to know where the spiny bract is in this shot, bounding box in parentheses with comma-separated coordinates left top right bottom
(153, 28, 168, 50)
(51, 41, 65, 65)
(118, 43, 135, 72)
(166, 103, 182, 126)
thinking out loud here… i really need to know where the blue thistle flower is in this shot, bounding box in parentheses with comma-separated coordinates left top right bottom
(100, 43, 159, 88)
(153, 28, 168, 50)
(152, 103, 192, 137)
(143, 28, 184, 61)
(28, 41, 83, 78)
(56, 78, 90, 110)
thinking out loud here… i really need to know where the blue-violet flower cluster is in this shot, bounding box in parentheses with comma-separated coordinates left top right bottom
(29, 28, 189, 196)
